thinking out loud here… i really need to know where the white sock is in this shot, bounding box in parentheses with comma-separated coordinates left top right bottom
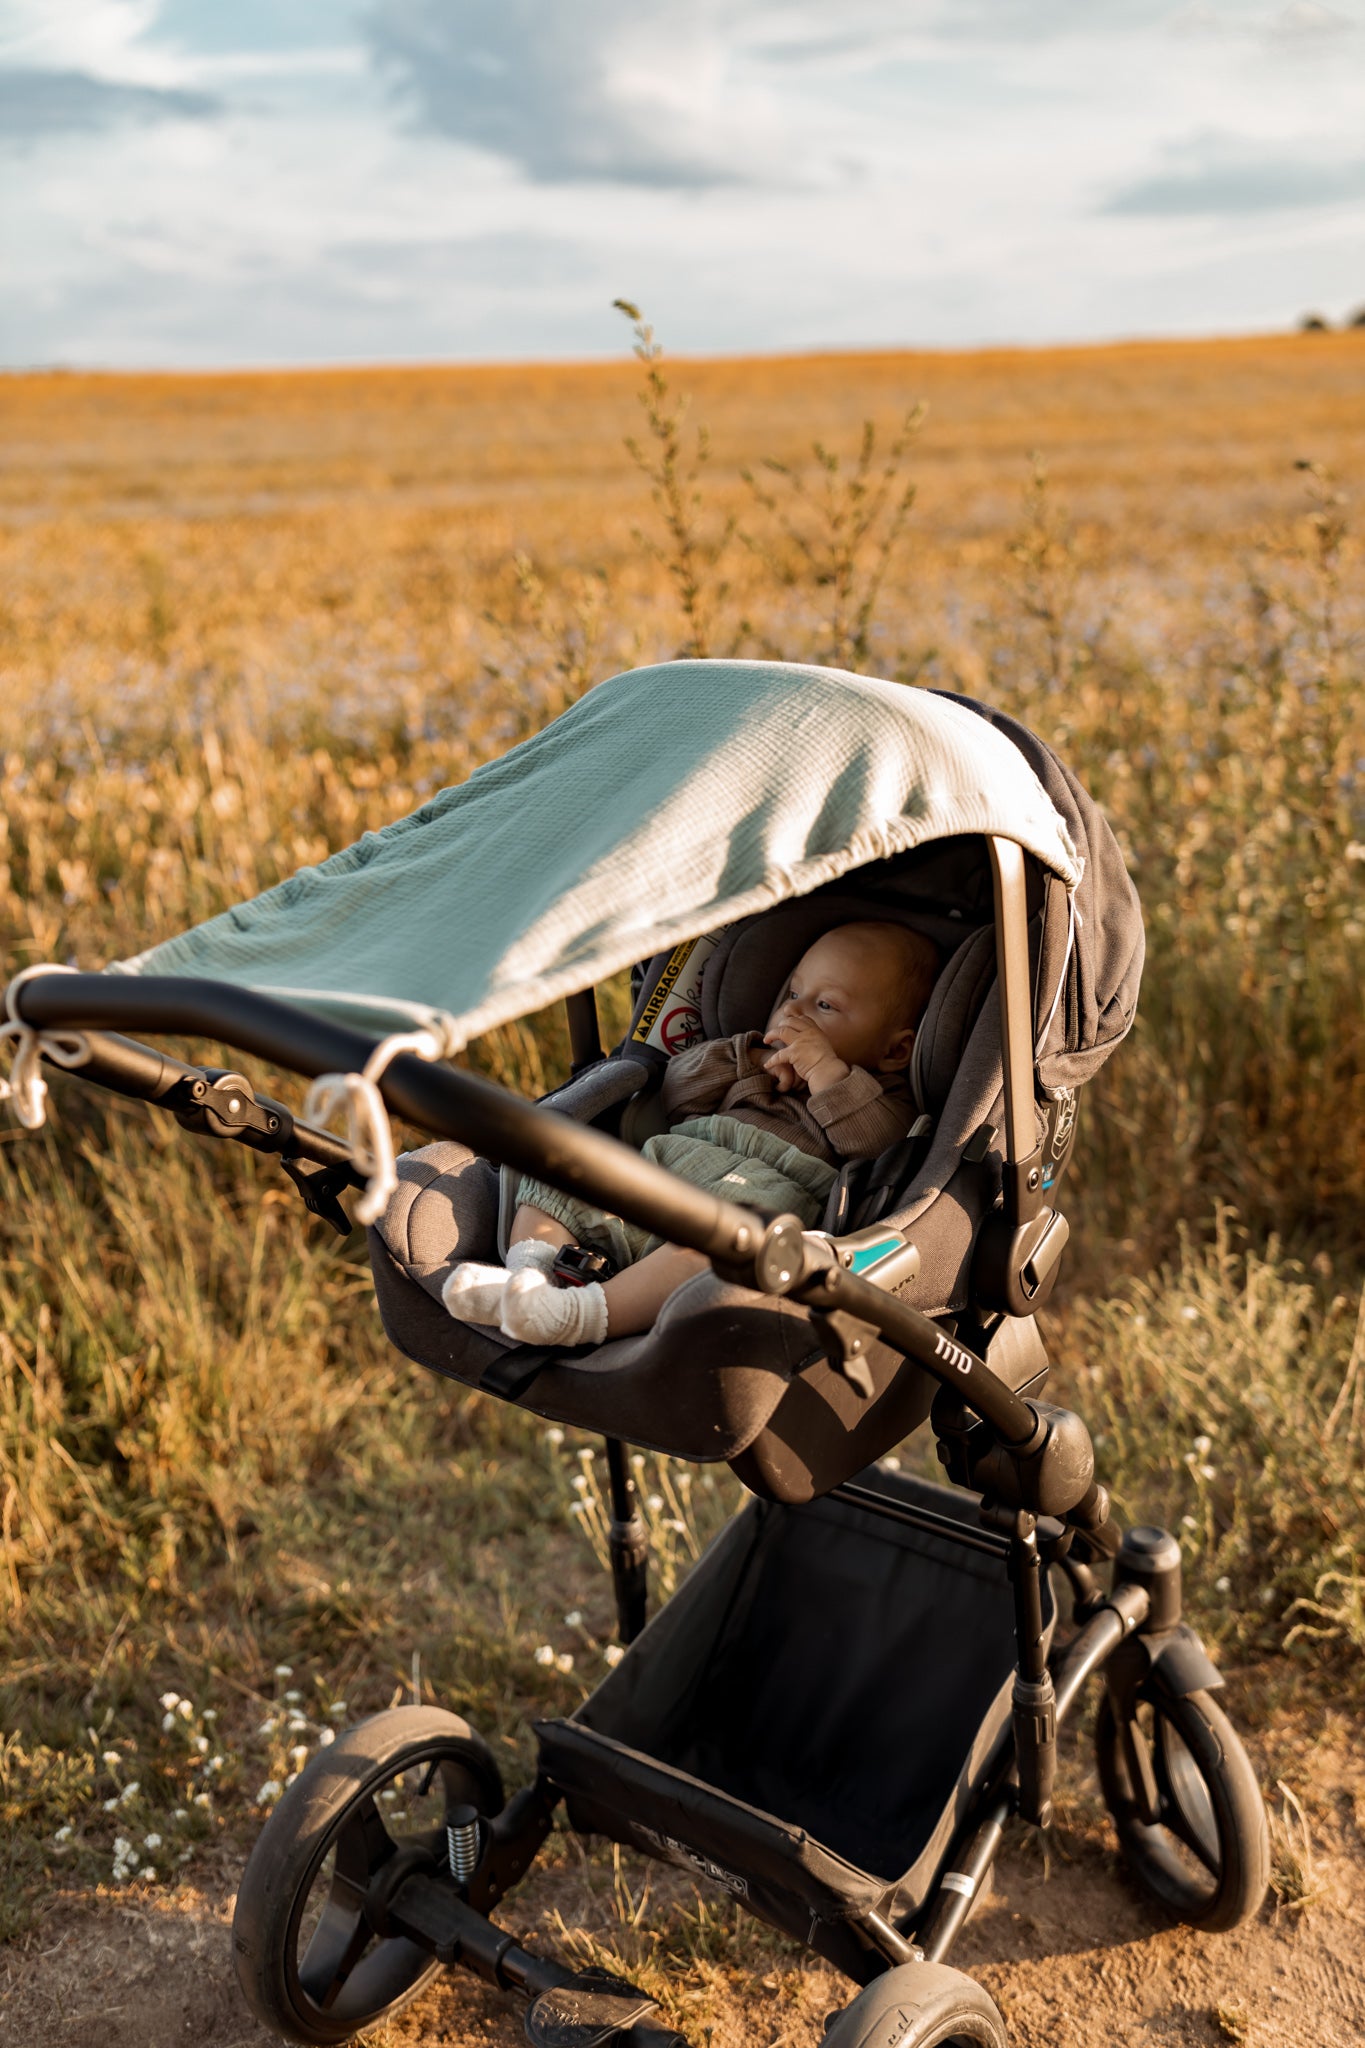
(441, 1239, 556, 1323)
(500, 1268, 608, 1348)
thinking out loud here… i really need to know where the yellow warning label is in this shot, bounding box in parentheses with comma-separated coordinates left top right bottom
(631, 939, 694, 1042)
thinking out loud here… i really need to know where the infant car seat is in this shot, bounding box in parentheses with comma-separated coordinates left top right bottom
(369, 833, 1055, 1504)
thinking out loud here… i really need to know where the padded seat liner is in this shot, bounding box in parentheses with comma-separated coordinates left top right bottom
(371, 1227, 942, 1467)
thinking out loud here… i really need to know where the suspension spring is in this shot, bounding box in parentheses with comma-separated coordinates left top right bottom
(446, 1803, 481, 1884)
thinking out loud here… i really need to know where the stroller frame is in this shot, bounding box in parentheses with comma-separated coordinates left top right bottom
(8, 825, 1267, 2048)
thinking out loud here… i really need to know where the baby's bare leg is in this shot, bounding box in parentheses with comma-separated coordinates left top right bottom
(599, 1243, 709, 1337)
(509, 1203, 577, 1251)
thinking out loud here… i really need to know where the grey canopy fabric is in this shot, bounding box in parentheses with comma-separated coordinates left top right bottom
(117, 660, 1085, 1051)
(936, 693, 1145, 1096)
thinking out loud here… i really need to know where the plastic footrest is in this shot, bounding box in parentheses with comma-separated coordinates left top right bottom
(524, 1967, 685, 2048)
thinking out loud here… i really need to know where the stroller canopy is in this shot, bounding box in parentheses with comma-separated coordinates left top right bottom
(118, 661, 1088, 1054)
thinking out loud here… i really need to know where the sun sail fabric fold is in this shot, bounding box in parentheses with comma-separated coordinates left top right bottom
(115, 661, 1083, 1049)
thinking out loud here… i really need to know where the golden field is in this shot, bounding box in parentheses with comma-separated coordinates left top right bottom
(1, 331, 1363, 2038)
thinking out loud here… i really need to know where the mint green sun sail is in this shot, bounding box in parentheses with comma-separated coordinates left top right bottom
(116, 661, 1081, 1048)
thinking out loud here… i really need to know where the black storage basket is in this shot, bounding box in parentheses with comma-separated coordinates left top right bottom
(536, 1467, 1053, 1981)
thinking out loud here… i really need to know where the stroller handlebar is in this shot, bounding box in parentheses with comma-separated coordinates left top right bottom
(10, 972, 769, 1267)
(11, 970, 1080, 1475)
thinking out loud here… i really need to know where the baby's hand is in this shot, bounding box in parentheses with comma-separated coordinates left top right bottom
(763, 1014, 851, 1095)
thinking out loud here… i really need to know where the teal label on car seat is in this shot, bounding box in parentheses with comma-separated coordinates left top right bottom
(849, 1240, 901, 1274)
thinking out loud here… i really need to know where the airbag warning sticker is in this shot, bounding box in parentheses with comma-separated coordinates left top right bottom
(630, 928, 728, 1055)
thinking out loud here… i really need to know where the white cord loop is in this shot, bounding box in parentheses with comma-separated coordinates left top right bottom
(0, 965, 90, 1131)
(302, 1028, 448, 1227)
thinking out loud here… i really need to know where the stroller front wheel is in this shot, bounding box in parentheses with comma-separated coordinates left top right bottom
(1095, 1685, 1269, 1932)
(232, 1705, 505, 2046)
(820, 1960, 1008, 2048)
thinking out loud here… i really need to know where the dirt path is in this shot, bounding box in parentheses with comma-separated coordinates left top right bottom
(4, 1785, 1362, 2048)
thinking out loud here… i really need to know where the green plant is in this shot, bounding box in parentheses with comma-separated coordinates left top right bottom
(739, 403, 926, 671)
(614, 299, 734, 658)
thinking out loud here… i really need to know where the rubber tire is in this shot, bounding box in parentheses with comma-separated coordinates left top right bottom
(1096, 1685, 1268, 1933)
(821, 1962, 1008, 2048)
(232, 1706, 504, 2046)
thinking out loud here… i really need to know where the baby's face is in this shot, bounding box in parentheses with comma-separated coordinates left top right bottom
(767, 927, 916, 1075)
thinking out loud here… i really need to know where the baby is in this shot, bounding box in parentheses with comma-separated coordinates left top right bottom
(442, 920, 939, 1348)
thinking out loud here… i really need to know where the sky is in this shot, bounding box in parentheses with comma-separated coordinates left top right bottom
(1, 1, 1363, 369)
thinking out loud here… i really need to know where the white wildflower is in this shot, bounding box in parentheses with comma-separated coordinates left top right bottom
(327, 1702, 347, 1720)
(118, 1781, 140, 1804)
(290, 1746, 308, 1768)
(564, 1610, 583, 1628)
(274, 1664, 293, 1679)
(568, 1502, 586, 1517)
(201, 1709, 216, 1722)
(178, 1849, 193, 1865)
(102, 1750, 121, 1768)
(284, 1690, 302, 1704)
(206, 1754, 225, 1773)
(258, 1717, 277, 1736)
(882, 1455, 901, 1472)
(555, 1652, 574, 1674)
(545, 1427, 564, 1446)
(287, 1714, 308, 1733)
(143, 1832, 162, 1851)
(1180, 1306, 1199, 1322)
(534, 1645, 555, 1666)
(1215, 1576, 1232, 1593)
(141, 1866, 158, 1883)
(193, 1735, 209, 1754)
(317, 1727, 335, 1747)
(603, 1644, 625, 1668)
(1181, 1515, 1197, 1530)
(53, 1824, 74, 1844)
(646, 1494, 664, 1512)
(666, 1519, 686, 1534)
(102, 1797, 118, 1813)
(571, 1474, 589, 1495)
(1199, 1464, 1217, 1481)
(1194, 1433, 1213, 1456)
(172, 1808, 188, 1822)
(159, 1692, 181, 1711)
(162, 1713, 178, 1733)
(255, 1780, 282, 1805)
(192, 1792, 211, 1809)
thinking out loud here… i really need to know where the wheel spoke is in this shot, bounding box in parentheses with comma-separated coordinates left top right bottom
(298, 1888, 374, 2010)
(1156, 1720, 1221, 1874)
(334, 1792, 399, 1889)
(295, 1795, 399, 2011)
(1116, 1711, 1162, 1827)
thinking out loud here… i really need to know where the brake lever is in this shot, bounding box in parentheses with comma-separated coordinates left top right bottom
(279, 1155, 356, 1236)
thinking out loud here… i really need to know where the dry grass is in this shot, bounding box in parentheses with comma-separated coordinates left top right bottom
(1, 332, 1363, 1951)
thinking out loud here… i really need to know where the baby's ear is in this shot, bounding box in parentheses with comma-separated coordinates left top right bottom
(877, 1025, 916, 1073)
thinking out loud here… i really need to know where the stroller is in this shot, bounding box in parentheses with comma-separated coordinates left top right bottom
(3, 661, 1269, 2048)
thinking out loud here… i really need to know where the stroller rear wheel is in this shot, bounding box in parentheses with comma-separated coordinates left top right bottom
(820, 1960, 1007, 2048)
(1095, 1685, 1268, 1932)
(232, 1706, 505, 2046)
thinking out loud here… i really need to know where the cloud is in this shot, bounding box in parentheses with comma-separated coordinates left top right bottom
(364, 0, 826, 186)
(1106, 134, 1365, 213)
(0, 65, 217, 140)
